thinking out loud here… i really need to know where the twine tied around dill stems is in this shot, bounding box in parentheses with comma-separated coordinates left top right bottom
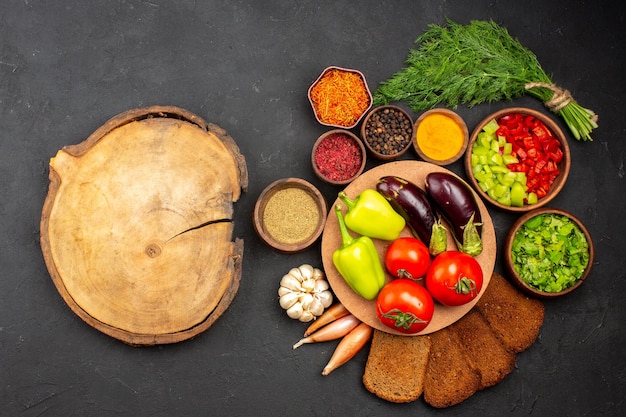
(525, 82, 575, 113)
(525, 82, 599, 125)
(525, 82, 599, 141)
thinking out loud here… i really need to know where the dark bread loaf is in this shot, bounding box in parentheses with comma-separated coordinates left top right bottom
(422, 326, 481, 408)
(474, 272, 545, 353)
(362, 272, 545, 407)
(363, 330, 431, 403)
(449, 309, 516, 389)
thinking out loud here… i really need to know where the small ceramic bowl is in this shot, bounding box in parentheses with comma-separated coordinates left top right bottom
(254, 178, 327, 253)
(503, 207, 594, 299)
(360, 105, 413, 160)
(312, 129, 366, 185)
(308, 66, 372, 129)
(464, 107, 571, 212)
(413, 108, 469, 166)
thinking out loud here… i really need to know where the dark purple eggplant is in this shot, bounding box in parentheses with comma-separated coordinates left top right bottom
(425, 172, 483, 256)
(376, 176, 447, 255)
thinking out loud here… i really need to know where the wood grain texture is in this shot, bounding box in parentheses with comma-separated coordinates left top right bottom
(40, 106, 247, 345)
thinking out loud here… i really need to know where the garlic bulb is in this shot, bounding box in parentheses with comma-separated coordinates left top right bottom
(278, 264, 333, 322)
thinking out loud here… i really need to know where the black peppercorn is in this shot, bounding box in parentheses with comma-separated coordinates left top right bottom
(363, 107, 413, 156)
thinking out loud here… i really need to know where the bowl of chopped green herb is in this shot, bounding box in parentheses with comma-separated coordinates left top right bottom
(503, 207, 594, 298)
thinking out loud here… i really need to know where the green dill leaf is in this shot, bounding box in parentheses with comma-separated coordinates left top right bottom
(373, 19, 598, 141)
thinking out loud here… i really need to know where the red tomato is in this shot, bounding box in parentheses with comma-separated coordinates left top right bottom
(384, 237, 431, 281)
(376, 279, 434, 334)
(425, 251, 483, 306)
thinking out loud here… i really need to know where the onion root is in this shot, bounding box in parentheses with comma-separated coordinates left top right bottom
(322, 322, 373, 376)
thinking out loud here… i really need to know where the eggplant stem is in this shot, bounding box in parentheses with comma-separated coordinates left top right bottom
(458, 213, 483, 257)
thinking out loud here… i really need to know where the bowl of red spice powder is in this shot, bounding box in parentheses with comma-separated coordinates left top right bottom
(312, 129, 366, 185)
(308, 66, 372, 129)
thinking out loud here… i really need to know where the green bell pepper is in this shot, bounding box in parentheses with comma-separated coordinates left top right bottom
(338, 189, 405, 241)
(332, 205, 386, 300)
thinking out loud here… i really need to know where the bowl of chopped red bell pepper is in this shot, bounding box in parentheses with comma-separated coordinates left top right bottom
(464, 107, 571, 212)
(308, 66, 373, 130)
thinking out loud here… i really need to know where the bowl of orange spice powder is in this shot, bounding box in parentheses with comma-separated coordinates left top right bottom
(413, 108, 469, 166)
(308, 66, 373, 129)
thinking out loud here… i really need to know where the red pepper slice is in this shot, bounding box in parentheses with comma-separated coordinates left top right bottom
(531, 125, 549, 139)
(542, 137, 559, 153)
(496, 127, 509, 138)
(522, 136, 535, 150)
(534, 159, 547, 174)
(536, 188, 547, 198)
(496, 113, 564, 201)
(500, 113, 522, 128)
(507, 163, 528, 172)
(511, 124, 526, 137)
(524, 115, 540, 128)
(550, 148, 564, 163)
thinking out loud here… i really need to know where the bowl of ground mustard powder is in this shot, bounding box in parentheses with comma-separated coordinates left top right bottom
(254, 178, 328, 253)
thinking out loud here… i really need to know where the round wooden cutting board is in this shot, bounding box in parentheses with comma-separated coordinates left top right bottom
(40, 106, 248, 346)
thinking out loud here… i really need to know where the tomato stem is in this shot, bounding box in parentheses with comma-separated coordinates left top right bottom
(380, 308, 427, 331)
(454, 276, 478, 296)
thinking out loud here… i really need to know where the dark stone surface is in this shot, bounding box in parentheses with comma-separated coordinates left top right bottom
(1, 1, 624, 415)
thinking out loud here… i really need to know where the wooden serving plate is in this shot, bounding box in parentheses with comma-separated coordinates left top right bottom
(321, 161, 496, 336)
(40, 106, 248, 346)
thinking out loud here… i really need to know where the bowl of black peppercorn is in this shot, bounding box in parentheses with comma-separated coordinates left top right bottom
(360, 105, 414, 160)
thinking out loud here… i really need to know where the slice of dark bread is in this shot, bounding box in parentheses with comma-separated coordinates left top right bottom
(362, 330, 431, 403)
(363, 273, 545, 407)
(474, 272, 545, 353)
(449, 309, 517, 389)
(423, 326, 481, 408)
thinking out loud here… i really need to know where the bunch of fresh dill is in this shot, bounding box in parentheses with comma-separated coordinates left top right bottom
(373, 20, 598, 141)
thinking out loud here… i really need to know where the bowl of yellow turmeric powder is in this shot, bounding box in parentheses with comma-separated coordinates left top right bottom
(308, 66, 372, 129)
(413, 108, 469, 166)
